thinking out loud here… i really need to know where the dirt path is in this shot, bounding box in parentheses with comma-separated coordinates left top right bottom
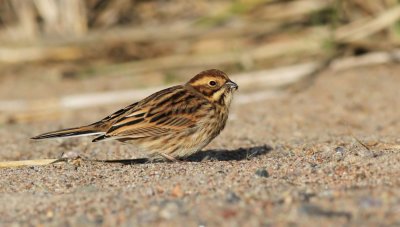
(0, 65, 399, 226)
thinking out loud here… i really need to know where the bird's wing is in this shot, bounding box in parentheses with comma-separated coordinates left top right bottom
(92, 86, 211, 142)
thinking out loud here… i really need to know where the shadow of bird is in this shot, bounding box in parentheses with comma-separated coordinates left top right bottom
(97, 145, 273, 165)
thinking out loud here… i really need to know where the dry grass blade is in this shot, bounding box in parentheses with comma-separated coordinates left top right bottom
(233, 62, 321, 89)
(0, 46, 84, 63)
(335, 5, 400, 43)
(352, 136, 371, 151)
(257, 0, 333, 21)
(0, 159, 59, 168)
(330, 50, 400, 70)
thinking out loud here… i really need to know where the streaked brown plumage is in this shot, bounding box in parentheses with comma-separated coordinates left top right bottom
(32, 69, 238, 161)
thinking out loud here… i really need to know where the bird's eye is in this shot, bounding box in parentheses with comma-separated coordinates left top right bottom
(209, 80, 217, 86)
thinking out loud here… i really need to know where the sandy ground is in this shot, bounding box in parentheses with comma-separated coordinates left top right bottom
(0, 64, 400, 226)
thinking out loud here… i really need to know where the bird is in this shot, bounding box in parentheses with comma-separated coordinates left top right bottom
(32, 69, 238, 161)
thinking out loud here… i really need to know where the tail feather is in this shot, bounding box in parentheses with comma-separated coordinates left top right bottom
(31, 125, 104, 140)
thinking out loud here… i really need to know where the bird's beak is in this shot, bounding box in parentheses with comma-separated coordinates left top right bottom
(226, 80, 238, 90)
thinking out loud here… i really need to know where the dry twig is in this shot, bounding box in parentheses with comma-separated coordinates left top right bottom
(0, 159, 59, 168)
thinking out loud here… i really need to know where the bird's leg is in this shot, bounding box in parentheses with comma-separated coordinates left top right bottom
(158, 152, 180, 162)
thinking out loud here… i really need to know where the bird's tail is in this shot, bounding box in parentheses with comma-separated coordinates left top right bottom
(31, 124, 104, 140)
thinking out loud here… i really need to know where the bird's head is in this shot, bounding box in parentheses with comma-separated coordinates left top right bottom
(186, 69, 238, 106)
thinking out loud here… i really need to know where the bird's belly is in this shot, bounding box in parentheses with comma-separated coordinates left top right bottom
(168, 127, 217, 158)
(170, 115, 227, 158)
(128, 109, 228, 159)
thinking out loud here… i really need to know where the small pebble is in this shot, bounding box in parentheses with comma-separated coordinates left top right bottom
(335, 146, 345, 154)
(171, 184, 184, 198)
(61, 151, 80, 159)
(225, 191, 241, 204)
(255, 168, 269, 178)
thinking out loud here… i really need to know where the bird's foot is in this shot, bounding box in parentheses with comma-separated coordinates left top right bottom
(157, 153, 181, 162)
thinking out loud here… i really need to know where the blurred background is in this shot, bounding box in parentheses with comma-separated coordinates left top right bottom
(0, 0, 399, 123)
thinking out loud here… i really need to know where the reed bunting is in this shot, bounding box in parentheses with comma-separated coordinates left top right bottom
(32, 69, 238, 161)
